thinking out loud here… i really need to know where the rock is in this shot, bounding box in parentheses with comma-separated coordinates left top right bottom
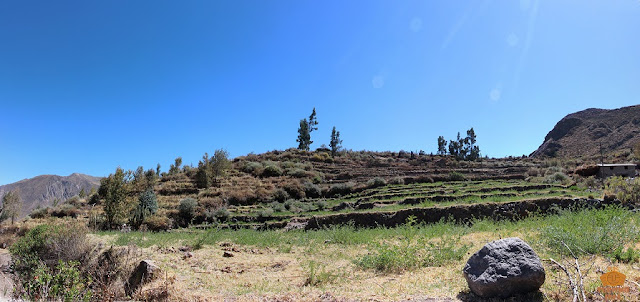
(126, 260, 161, 296)
(223, 251, 234, 258)
(463, 237, 545, 298)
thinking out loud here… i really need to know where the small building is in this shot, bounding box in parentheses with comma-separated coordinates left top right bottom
(597, 163, 637, 178)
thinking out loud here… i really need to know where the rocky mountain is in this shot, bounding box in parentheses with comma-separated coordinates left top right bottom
(531, 105, 640, 158)
(0, 173, 102, 217)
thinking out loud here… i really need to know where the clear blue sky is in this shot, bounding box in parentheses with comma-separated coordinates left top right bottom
(1, 1, 639, 185)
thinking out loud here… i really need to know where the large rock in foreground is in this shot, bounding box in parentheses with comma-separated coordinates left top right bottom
(463, 237, 545, 298)
(126, 260, 161, 296)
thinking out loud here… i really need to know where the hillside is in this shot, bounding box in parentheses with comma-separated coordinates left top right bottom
(531, 105, 640, 158)
(0, 173, 101, 217)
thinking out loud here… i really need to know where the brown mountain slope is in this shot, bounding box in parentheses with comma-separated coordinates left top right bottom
(531, 105, 640, 158)
(0, 173, 101, 217)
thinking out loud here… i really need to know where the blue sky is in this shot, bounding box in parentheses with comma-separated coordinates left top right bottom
(1, 1, 639, 185)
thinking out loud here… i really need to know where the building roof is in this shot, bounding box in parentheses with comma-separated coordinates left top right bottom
(597, 163, 636, 167)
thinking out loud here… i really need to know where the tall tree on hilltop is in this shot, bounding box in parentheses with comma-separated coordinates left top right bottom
(308, 108, 318, 134)
(297, 119, 311, 151)
(330, 126, 343, 157)
(101, 167, 130, 228)
(297, 108, 318, 151)
(437, 136, 447, 155)
(1, 190, 22, 224)
(465, 128, 480, 160)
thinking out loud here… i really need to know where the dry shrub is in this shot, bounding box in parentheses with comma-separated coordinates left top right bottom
(86, 245, 141, 301)
(198, 196, 224, 209)
(143, 214, 173, 231)
(282, 180, 305, 200)
(51, 203, 81, 218)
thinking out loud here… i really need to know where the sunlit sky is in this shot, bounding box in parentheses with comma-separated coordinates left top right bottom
(1, 1, 640, 185)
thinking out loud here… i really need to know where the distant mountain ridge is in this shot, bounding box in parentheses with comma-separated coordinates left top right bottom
(0, 173, 101, 218)
(531, 105, 640, 158)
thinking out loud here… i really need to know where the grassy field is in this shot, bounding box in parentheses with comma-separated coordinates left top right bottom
(95, 204, 640, 301)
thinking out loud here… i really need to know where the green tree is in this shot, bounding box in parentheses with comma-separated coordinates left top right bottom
(101, 167, 130, 228)
(130, 189, 158, 228)
(168, 157, 182, 175)
(156, 163, 161, 176)
(195, 153, 211, 189)
(1, 190, 22, 224)
(211, 149, 231, 180)
(329, 126, 342, 157)
(297, 119, 311, 151)
(78, 188, 86, 199)
(437, 136, 447, 155)
(308, 107, 318, 134)
(464, 127, 480, 160)
(448, 132, 466, 160)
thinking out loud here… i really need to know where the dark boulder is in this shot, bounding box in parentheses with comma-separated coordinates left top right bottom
(463, 237, 545, 298)
(126, 260, 161, 296)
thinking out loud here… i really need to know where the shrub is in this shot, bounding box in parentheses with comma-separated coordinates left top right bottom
(269, 201, 286, 213)
(303, 261, 339, 286)
(541, 206, 639, 256)
(366, 177, 387, 188)
(389, 177, 405, 185)
(51, 204, 80, 218)
(272, 188, 290, 202)
(24, 260, 92, 302)
(211, 207, 231, 222)
(242, 161, 264, 176)
(29, 207, 50, 219)
(448, 172, 465, 181)
(544, 172, 570, 184)
(142, 215, 172, 231)
(283, 180, 305, 200)
(605, 177, 640, 203)
(304, 182, 322, 198)
(611, 246, 640, 263)
(256, 207, 274, 218)
(262, 165, 283, 177)
(179, 198, 198, 224)
(328, 182, 355, 197)
(314, 200, 328, 211)
(286, 168, 309, 178)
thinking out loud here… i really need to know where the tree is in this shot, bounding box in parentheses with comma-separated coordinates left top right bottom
(168, 157, 182, 175)
(329, 126, 342, 157)
(297, 119, 311, 151)
(78, 187, 86, 199)
(296, 108, 318, 151)
(1, 190, 22, 224)
(101, 167, 130, 228)
(211, 149, 231, 180)
(437, 136, 447, 155)
(130, 188, 158, 228)
(308, 107, 318, 134)
(465, 127, 480, 161)
(156, 163, 161, 176)
(195, 152, 211, 188)
(448, 132, 467, 160)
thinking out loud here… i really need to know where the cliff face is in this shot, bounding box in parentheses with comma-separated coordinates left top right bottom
(0, 173, 101, 217)
(531, 105, 640, 158)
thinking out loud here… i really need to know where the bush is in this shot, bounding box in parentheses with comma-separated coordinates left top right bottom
(541, 206, 639, 256)
(262, 165, 283, 177)
(543, 172, 570, 184)
(286, 168, 309, 178)
(366, 177, 387, 188)
(211, 207, 230, 222)
(242, 161, 264, 176)
(389, 177, 405, 185)
(304, 182, 322, 198)
(29, 207, 50, 219)
(448, 172, 466, 181)
(283, 180, 305, 200)
(24, 260, 92, 302)
(328, 182, 355, 197)
(272, 188, 290, 202)
(142, 215, 172, 231)
(269, 201, 286, 212)
(314, 200, 328, 211)
(256, 207, 274, 218)
(605, 177, 640, 203)
(179, 198, 198, 224)
(51, 204, 80, 218)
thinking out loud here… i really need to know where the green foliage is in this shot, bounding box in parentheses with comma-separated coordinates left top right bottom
(329, 126, 342, 157)
(101, 167, 130, 228)
(445, 128, 481, 160)
(448, 172, 466, 181)
(611, 246, 640, 263)
(328, 182, 354, 197)
(304, 182, 322, 198)
(262, 164, 283, 177)
(296, 119, 312, 151)
(605, 176, 640, 203)
(1, 189, 22, 224)
(23, 260, 92, 302)
(131, 189, 158, 228)
(540, 206, 639, 256)
(168, 157, 182, 175)
(179, 198, 198, 225)
(544, 172, 570, 184)
(437, 136, 447, 155)
(303, 260, 339, 286)
(367, 177, 387, 188)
